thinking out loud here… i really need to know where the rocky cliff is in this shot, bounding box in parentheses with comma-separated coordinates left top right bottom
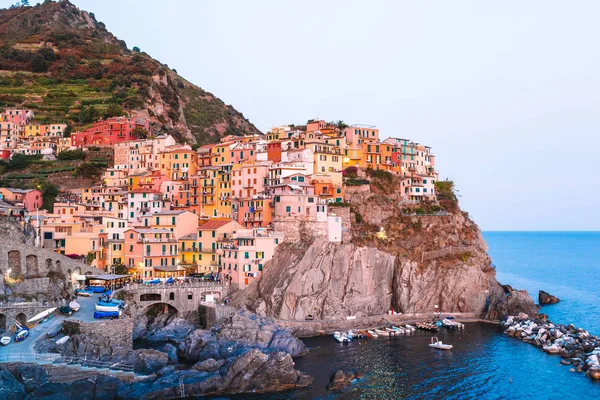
(235, 178, 538, 325)
(0, 1, 260, 143)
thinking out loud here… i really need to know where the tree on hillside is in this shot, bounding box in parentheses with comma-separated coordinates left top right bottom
(132, 126, 149, 139)
(132, 46, 140, 52)
(78, 106, 100, 124)
(104, 103, 125, 118)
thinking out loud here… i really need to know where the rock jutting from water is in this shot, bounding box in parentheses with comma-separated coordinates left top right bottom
(538, 290, 560, 305)
(502, 314, 600, 381)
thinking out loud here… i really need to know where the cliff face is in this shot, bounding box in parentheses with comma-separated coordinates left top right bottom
(236, 180, 537, 323)
(253, 243, 395, 320)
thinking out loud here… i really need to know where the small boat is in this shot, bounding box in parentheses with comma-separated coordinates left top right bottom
(100, 296, 123, 305)
(56, 336, 70, 345)
(165, 277, 174, 285)
(95, 303, 121, 312)
(348, 329, 366, 339)
(1, 336, 11, 346)
(144, 279, 160, 285)
(385, 328, 400, 336)
(15, 329, 29, 343)
(59, 306, 72, 316)
(93, 311, 121, 319)
(69, 301, 81, 312)
(76, 289, 93, 297)
(334, 331, 351, 343)
(27, 307, 57, 325)
(404, 325, 416, 331)
(391, 326, 406, 334)
(375, 329, 389, 336)
(429, 336, 453, 350)
(416, 322, 438, 332)
(367, 330, 379, 338)
(359, 330, 372, 338)
(47, 324, 62, 338)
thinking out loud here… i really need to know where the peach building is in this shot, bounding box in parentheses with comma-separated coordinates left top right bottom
(197, 219, 240, 274)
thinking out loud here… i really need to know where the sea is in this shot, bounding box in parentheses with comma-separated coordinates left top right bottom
(225, 232, 600, 400)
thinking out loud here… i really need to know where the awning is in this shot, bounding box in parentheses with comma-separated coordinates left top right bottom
(86, 274, 131, 281)
(288, 184, 302, 190)
(153, 265, 186, 272)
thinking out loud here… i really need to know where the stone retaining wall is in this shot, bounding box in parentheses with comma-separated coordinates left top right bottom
(63, 318, 134, 347)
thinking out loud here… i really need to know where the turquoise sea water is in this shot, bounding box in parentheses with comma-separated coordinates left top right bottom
(236, 231, 600, 399)
(485, 231, 600, 335)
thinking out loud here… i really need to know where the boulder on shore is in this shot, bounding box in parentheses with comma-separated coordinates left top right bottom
(326, 369, 364, 391)
(539, 290, 560, 305)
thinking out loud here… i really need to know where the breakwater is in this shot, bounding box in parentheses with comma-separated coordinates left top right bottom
(502, 313, 600, 381)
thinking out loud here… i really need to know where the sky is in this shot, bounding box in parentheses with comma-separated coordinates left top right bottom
(4, 1, 600, 231)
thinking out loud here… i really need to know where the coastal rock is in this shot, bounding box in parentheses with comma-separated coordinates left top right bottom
(508, 291, 539, 318)
(193, 358, 225, 372)
(539, 290, 560, 305)
(0, 369, 26, 400)
(179, 308, 307, 362)
(161, 343, 179, 364)
(118, 350, 312, 398)
(502, 284, 514, 294)
(326, 370, 362, 391)
(145, 316, 195, 342)
(132, 315, 148, 341)
(132, 349, 169, 375)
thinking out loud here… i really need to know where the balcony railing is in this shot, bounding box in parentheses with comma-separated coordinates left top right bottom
(137, 237, 177, 243)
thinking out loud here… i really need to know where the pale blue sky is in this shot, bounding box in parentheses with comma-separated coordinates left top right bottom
(5, 1, 600, 230)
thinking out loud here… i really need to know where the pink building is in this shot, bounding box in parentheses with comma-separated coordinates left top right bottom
(219, 227, 283, 287)
(0, 188, 43, 211)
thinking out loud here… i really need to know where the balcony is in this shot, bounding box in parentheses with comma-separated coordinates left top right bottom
(180, 247, 197, 252)
(210, 261, 221, 267)
(137, 237, 178, 243)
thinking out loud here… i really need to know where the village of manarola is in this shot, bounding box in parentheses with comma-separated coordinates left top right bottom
(0, 1, 598, 399)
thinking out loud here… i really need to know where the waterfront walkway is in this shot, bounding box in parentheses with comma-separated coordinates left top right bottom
(275, 311, 496, 337)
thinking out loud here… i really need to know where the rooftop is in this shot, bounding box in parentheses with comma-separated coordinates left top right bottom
(198, 219, 234, 231)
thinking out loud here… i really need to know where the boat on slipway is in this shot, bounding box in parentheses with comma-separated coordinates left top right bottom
(26, 307, 57, 325)
(69, 301, 81, 312)
(0, 336, 11, 346)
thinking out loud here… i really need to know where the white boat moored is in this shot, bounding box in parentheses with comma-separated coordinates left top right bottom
(334, 331, 351, 343)
(1, 336, 11, 346)
(367, 330, 379, 338)
(429, 336, 453, 350)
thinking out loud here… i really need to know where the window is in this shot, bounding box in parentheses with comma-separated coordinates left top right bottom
(244, 251, 249, 259)
(212, 231, 216, 238)
(285, 206, 291, 213)
(188, 293, 193, 300)
(169, 292, 175, 301)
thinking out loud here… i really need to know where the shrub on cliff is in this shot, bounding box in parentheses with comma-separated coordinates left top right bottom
(57, 149, 85, 161)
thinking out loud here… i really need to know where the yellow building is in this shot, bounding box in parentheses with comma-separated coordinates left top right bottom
(211, 142, 233, 166)
(178, 233, 199, 273)
(307, 142, 343, 174)
(199, 167, 232, 218)
(159, 149, 198, 181)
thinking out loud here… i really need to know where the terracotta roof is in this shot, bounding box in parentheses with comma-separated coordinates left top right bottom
(198, 219, 234, 231)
